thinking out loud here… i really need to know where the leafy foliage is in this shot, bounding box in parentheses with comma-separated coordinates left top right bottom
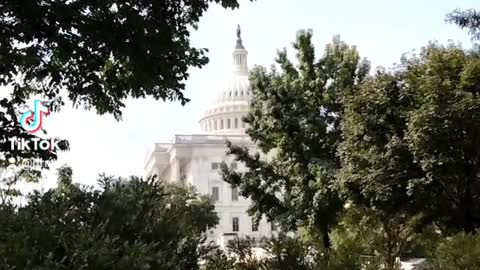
(340, 41, 480, 268)
(265, 234, 320, 270)
(339, 70, 423, 215)
(341, 41, 480, 232)
(221, 31, 370, 249)
(329, 210, 376, 270)
(338, 68, 427, 269)
(224, 14, 480, 268)
(0, 0, 253, 117)
(205, 234, 325, 270)
(226, 237, 267, 270)
(202, 245, 236, 270)
(447, 9, 480, 41)
(428, 231, 480, 270)
(0, 95, 69, 174)
(0, 0, 252, 167)
(0, 167, 218, 270)
(401, 226, 442, 259)
(402, 43, 480, 233)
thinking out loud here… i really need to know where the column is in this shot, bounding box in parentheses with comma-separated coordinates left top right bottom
(171, 157, 180, 183)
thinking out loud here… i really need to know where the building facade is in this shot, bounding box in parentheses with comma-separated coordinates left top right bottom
(144, 26, 274, 248)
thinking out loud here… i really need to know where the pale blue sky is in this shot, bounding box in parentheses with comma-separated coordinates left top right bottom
(41, 0, 476, 187)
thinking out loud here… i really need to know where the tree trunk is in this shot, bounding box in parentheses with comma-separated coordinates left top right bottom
(322, 230, 331, 251)
(464, 176, 475, 234)
(381, 221, 405, 270)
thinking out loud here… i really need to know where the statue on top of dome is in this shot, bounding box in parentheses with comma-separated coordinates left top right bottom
(235, 24, 244, 49)
(237, 25, 241, 39)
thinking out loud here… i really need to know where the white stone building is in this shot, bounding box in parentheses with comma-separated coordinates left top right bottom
(144, 26, 274, 249)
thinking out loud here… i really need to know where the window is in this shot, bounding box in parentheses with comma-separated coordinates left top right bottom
(220, 119, 224, 129)
(231, 187, 239, 201)
(232, 217, 239, 232)
(227, 119, 231, 129)
(211, 187, 219, 201)
(234, 118, 238, 128)
(214, 120, 217, 130)
(211, 162, 219, 170)
(231, 162, 237, 170)
(252, 219, 258, 232)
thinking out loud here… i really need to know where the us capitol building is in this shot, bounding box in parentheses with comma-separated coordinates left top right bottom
(144, 26, 275, 249)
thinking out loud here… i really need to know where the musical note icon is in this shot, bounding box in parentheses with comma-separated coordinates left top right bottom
(19, 100, 50, 134)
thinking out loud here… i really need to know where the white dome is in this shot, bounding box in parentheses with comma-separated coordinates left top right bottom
(214, 74, 251, 104)
(199, 25, 251, 135)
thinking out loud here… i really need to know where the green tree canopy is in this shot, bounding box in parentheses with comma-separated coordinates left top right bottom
(339, 69, 425, 218)
(0, 168, 219, 269)
(340, 41, 480, 234)
(221, 31, 370, 249)
(0, 0, 252, 116)
(0, 0, 253, 167)
(403, 42, 480, 233)
(447, 9, 480, 41)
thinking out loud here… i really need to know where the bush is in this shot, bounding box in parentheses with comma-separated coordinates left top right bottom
(0, 173, 219, 270)
(428, 232, 480, 270)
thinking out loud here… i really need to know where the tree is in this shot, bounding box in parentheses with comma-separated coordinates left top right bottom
(0, 0, 253, 117)
(447, 9, 480, 41)
(402, 42, 480, 234)
(0, 167, 219, 269)
(221, 30, 370, 250)
(0, 0, 253, 166)
(340, 40, 480, 241)
(338, 68, 427, 269)
(0, 161, 43, 205)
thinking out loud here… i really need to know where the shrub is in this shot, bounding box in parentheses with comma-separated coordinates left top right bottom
(428, 232, 480, 270)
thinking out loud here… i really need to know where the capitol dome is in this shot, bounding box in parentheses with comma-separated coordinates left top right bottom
(199, 25, 251, 135)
